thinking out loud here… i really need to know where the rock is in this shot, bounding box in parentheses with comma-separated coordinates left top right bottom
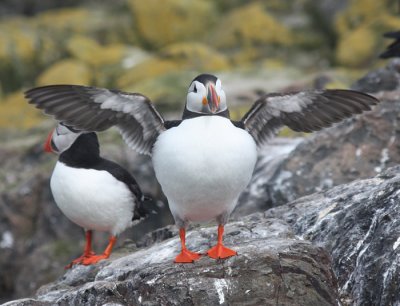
(0, 129, 171, 303)
(0, 91, 43, 129)
(0, 5, 137, 94)
(335, 0, 400, 67)
(238, 61, 400, 209)
(65, 36, 140, 87)
(352, 59, 400, 93)
(336, 26, 377, 67)
(266, 165, 400, 306)
(0, 0, 82, 17)
(0, 137, 84, 303)
(117, 57, 179, 89)
(118, 42, 229, 89)
(4, 215, 339, 306)
(233, 138, 303, 217)
(128, 0, 217, 48)
(160, 42, 230, 71)
(211, 3, 292, 63)
(66, 36, 126, 68)
(37, 59, 91, 86)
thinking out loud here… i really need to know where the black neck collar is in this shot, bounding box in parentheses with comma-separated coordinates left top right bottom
(182, 108, 230, 120)
(59, 133, 101, 168)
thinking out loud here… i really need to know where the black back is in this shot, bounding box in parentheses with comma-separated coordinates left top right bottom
(59, 133, 147, 220)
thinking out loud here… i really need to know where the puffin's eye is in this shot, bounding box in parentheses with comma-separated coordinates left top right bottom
(193, 84, 197, 93)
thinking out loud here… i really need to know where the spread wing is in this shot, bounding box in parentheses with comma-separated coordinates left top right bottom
(25, 85, 166, 155)
(241, 89, 379, 146)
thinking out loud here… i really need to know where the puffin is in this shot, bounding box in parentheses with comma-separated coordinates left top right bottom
(380, 31, 400, 59)
(25, 74, 379, 263)
(44, 122, 147, 268)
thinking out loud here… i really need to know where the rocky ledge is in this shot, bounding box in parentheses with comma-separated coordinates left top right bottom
(267, 165, 400, 306)
(3, 214, 338, 306)
(6, 165, 400, 306)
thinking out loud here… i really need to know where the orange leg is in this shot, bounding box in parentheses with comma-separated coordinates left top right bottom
(82, 236, 117, 265)
(65, 230, 96, 269)
(207, 225, 237, 259)
(174, 228, 201, 263)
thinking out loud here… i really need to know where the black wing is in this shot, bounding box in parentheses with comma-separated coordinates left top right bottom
(95, 158, 148, 220)
(241, 89, 379, 147)
(25, 85, 165, 155)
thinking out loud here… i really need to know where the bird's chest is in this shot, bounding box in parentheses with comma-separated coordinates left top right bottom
(152, 117, 257, 206)
(49, 162, 133, 230)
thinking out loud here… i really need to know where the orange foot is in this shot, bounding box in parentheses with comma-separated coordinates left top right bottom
(65, 251, 96, 269)
(81, 254, 110, 265)
(207, 244, 237, 259)
(175, 249, 201, 263)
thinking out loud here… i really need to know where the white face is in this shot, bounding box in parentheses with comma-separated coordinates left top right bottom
(186, 78, 227, 114)
(49, 124, 82, 154)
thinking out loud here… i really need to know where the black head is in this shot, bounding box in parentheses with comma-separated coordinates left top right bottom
(44, 123, 84, 154)
(185, 73, 228, 117)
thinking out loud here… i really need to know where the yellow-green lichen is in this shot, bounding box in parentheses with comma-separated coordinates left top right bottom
(211, 3, 293, 50)
(335, 0, 400, 67)
(128, 0, 217, 48)
(0, 91, 43, 129)
(37, 59, 92, 86)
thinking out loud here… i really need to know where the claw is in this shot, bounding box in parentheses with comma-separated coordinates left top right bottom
(207, 244, 237, 259)
(175, 228, 201, 263)
(81, 254, 109, 265)
(65, 251, 96, 269)
(207, 225, 237, 260)
(175, 249, 201, 263)
(65, 233, 117, 268)
(65, 230, 95, 269)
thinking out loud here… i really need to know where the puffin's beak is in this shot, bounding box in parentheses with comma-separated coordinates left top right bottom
(44, 129, 54, 153)
(207, 84, 219, 113)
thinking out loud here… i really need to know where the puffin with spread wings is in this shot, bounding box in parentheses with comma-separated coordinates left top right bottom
(25, 73, 379, 263)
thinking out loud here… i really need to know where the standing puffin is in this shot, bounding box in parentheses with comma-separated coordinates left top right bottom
(45, 122, 147, 268)
(26, 74, 379, 263)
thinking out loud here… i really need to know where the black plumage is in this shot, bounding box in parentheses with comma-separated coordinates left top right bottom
(59, 132, 147, 220)
(380, 31, 400, 59)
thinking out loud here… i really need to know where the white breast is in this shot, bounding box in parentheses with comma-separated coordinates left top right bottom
(152, 116, 257, 223)
(50, 162, 135, 235)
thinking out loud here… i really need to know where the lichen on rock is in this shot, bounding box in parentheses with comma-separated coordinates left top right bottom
(37, 59, 92, 86)
(128, 0, 217, 48)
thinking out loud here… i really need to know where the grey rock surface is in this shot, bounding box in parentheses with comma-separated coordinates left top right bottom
(0, 130, 172, 303)
(3, 215, 339, 306)
(266, 165, 400, 306)
(234, 138, 303, 217)
(239, 62, 400, 210)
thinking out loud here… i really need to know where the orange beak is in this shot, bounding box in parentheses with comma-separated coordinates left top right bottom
(44, 129, 54, 153)
(207, 84, 219, 113)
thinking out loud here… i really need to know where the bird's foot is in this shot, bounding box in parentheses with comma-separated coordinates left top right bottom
(65, 251, 96, 269)
(81, 253, 110, 265)
(207, 243, 237, 259)
(174, 249, 201, 263)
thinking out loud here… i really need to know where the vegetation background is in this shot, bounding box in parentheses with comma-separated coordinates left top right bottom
(0, 0, 399, 303)
(0, 0, 398, 129)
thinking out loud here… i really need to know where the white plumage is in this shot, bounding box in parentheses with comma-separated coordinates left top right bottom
(152, 116, 257, 224)
(50, 161, 135, 236)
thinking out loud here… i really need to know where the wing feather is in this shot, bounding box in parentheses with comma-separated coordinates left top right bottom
(25, 85, 165, 155)
(242, 89, 379, 146)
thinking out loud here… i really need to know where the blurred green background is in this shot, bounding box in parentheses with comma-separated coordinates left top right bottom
(0, 0, 398, 130)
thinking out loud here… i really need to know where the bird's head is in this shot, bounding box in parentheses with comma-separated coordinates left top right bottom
(186, 74, 227, 115)
(44, 123, 83, 155)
